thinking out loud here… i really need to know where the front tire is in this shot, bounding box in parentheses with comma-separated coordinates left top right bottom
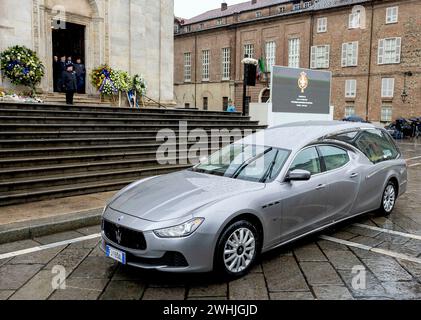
(378, 181, 397, 216)
(214, 220, 260, 278)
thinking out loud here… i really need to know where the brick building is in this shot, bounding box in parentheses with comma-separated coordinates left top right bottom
(174, 0, 421, 123)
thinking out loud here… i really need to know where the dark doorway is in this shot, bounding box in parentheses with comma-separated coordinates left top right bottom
(203, 97, 208, 110)
(52, 22, 86, 93)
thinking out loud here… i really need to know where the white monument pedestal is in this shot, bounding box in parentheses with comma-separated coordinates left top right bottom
(250, 102, 335, 128)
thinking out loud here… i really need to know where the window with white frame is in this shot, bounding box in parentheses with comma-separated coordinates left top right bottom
(216, 18, 223, 26)
(386, 7, 398, 24)
(381, 78, 395, 98)
(310, 45, 330, 69)
(345, 79, 357, 98)
(244, 44, 254, 59)
(202, 50, 210, 81)
(303, 1, 312, 9)
(265, 41, 276, 72)
(342, 42, 359, 67)
(317, 17, 327, 33)
(345, 106, 356, 117)
(256, 11, 262, 18)
(222, 48, 231, 80)
(378, 37, 401, 64)
(381, 106, 393, 122)
(184, 52, 191, 82)
(288, 38, 300, 68)
(292, 3, 301, 11)
(278, 6, 285, 13)
(349, 10, 361, 29)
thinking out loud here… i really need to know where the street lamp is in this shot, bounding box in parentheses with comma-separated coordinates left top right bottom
(401, 71, 413, 103)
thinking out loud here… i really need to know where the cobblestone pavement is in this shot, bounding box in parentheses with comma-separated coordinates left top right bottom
(0, 141, 420, 300)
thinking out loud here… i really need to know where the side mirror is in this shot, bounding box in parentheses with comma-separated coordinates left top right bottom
(285, 169, 311, 182)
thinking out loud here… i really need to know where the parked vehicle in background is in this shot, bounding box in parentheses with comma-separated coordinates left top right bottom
(385, 117, 420, 139)
(101, 121, 407, 278)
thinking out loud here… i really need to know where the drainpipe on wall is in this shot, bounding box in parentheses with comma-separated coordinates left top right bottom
(365, 0, 375, 122)
(194, 34, 197, 108)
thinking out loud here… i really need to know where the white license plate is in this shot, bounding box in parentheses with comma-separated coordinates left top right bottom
(106, 245, 126, 264)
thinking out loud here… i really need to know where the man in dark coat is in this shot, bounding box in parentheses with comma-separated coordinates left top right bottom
(61, 64, 78, 105)
(57, 56, 67, 92)
(74, 58, 86, 94)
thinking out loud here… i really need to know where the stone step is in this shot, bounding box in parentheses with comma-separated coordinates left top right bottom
(0, 141, 217, 158)
(0, 173, 176, 206)
(0, 134, 241, 148)
(0, 102, 243, 116)
(0, 108, 249, 120)
(0, 116, 258, 126)
(0, 123, 266, 132)
(0, 164, 192, 193)
(0, 148, 219, 169)
(0, 129, 258, 139)
(0, 154, 206, 180)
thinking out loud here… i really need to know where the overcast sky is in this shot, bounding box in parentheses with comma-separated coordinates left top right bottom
(174, 0, 245, 19)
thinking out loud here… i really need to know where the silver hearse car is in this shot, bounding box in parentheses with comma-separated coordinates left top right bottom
(101, 121, 407, 277)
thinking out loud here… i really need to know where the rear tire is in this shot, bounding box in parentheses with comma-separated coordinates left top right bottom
(214, 220, 261, 279)
(377, 181, 397, 216)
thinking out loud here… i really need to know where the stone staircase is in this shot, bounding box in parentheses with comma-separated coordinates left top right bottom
(0, 102, 266, 206)
(42, 93, 110, 105)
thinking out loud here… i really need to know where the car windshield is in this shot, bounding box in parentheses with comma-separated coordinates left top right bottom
(191, 144, 290, 183)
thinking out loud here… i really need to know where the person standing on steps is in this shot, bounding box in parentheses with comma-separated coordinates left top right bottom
(57, 55, 67, 92)
(61, 64, 78, 105)
(74, 58, 86, 94)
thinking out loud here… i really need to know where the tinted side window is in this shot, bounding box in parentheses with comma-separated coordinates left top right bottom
(290, 147, 321, 175)
(331, 129, 399, 164)
(354, 130, 399, 163)
(318, 146, 350, 171)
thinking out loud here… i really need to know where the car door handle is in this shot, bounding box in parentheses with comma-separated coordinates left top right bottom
(315, 184, 326, 190)
(350, 173, 359, 178)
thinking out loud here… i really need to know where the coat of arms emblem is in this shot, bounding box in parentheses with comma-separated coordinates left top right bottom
(298, 72, 309, 93)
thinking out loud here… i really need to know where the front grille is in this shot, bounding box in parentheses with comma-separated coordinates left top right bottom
(103, 219, 147, 250)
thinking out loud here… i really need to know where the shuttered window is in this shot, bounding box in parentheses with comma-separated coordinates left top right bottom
(342, 42, 359, 67)
(310, 45, 330, 69)
(378, 38, 401, 64)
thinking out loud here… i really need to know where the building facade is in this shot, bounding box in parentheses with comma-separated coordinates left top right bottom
(174, 0, 421, 123)
(0, 0, 174, 104)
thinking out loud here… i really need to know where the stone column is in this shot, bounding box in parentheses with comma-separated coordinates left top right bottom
(159, 0, 175, 104)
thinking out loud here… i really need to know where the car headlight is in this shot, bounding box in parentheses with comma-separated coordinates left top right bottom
(153, 218, 205, 238)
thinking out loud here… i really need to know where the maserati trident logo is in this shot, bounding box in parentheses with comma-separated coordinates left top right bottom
(115, 228, 122, 244)
(298, 71, 309, 93)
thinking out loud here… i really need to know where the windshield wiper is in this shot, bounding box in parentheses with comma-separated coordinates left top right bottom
(261, 150, 279, 183)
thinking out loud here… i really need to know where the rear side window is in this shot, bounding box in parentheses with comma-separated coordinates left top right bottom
(332, 129, 399, 164)
(290, 147, 321, 175)
(318, 146, 350, 171)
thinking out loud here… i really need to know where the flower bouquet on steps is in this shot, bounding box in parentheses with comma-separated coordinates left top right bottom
(128, 74, 147, 108)
(0, 45, 45, 97)
(90, 65, 118, 102)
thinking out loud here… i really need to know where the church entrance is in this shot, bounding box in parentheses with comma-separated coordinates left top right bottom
(52, 22, 86, 93)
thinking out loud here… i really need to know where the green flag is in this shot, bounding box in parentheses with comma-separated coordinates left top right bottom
(258, 58, 266, 74)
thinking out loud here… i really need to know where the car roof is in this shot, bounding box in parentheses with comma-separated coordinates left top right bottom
(241, 121, 376, 151)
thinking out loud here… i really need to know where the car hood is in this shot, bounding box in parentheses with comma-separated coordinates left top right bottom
(109, 170, 264, 222)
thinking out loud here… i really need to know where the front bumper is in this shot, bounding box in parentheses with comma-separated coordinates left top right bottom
(101, 209, 216, 273)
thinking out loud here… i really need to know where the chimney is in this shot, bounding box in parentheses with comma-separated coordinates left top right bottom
(251, 0, 257, 5)
(221, 2, 228, 11)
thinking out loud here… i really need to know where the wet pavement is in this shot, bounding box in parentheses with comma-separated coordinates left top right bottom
(0, 140, 420, 300)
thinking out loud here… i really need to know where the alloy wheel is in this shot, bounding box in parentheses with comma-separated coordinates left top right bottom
(223, 227, 256, 274)
(383, 184, 396, 213)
